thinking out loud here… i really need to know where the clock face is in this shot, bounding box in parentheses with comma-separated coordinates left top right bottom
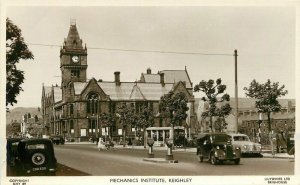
(72, 56, 79, 63)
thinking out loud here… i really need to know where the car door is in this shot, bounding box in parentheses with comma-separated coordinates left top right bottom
(202, 136, 212, 157)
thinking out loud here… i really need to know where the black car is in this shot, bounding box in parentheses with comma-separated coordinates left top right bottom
(196, 133, 241, 165)
(50, 135, 65, 145)
(7, 138, 23, 176)
(15, 138, 57, 176)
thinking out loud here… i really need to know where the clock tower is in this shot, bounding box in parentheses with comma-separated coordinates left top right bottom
(60, 22, 87, 86)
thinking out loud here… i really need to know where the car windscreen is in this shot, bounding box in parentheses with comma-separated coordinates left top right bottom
(233, 136, 249, 141)
(26, 144, 46, 150)
(212, 135, 230, 142)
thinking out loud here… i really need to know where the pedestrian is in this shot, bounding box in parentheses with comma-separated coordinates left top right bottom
(276, 131, 287, 153)
(97, 138, 106, 151)
(269, 130, 277, 156)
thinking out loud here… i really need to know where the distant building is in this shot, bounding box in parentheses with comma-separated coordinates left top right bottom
(196, 98, 295, 144)
(10, 120, 21, 137)
(41, 23, 197, 143)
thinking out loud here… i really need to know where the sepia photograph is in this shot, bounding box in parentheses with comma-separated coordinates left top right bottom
(1, 1, 299, 185)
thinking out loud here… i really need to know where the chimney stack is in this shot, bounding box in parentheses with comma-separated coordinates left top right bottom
(147, 68, 151, 74)
(114, 71, 121, 86)
(160, 72, 165, 87)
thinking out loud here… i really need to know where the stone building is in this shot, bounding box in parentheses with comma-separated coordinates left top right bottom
(41, 23, 196, 143)
(196, 98, 295, 144)
(235, 99, 295, 144)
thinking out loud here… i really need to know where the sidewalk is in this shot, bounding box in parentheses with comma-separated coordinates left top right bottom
(65, 141, 95, 145)
(261, 150, 294, 159)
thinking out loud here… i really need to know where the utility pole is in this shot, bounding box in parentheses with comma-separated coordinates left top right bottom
(234, 50, 239, 133)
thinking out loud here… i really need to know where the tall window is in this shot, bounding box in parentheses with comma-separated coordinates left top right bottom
(87, 93, 99, 114)
(88, 119, 96, 134)
(70, 120, 74, 134)
(70, 104, 74, 115)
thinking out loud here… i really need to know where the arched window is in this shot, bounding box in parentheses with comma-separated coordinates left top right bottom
(86, 93, 100, 114)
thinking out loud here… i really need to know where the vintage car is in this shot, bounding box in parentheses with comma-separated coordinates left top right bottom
(7, 138, 23, 176)
(228, 133, 261, 155)
(50, 135, 65, 145)
(15, 138, 57, 176)
(196, 133, 241, 165)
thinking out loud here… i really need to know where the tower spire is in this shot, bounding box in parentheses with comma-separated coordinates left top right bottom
(64, 20, 83, 50)
(70, 19, 76, 26)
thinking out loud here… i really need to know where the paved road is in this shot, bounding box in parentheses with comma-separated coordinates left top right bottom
(54, 144, 294, 176)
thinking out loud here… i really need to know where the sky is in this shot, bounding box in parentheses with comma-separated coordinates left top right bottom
(5, 5, 296, 108)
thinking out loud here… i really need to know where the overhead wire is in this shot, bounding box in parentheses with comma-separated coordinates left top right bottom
(26, 43, 234, 56)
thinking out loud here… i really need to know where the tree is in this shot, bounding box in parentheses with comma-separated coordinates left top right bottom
(116, 103, 135, 147)
(159, 90, 189, 143)
(244, 79, 288, 132)
(6, 18, 34, 107)
(99, 112, 116, 140)
(194, 78, 232, 132)
(134, 105, 154, 148)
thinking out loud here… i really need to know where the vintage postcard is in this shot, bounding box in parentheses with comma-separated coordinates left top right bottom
(1, 1, 299, 185)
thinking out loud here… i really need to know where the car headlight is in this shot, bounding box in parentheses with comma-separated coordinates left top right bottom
(216, 146, 220, 149)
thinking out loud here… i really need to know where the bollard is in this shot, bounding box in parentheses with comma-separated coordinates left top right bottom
(165, 139, 174, 160)
(147, 138, 155, 158)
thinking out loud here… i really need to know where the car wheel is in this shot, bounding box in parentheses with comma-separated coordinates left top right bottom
(31, 153, 46, 166)
(234, 158, 240, 165)
(210, 153, 217, 165)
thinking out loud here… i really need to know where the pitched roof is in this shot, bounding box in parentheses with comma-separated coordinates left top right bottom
(161, 70, 192, 88)
(141, 70, 192, 88)
(44, 86, 52, 97)
(43, 85, 62, 103)
(142, 74, 160, 83)
(99, 82, 174, 101)
(73, 81, 174, 101)
(53, 86, 62, 103)
(74, 82, 88, 94)
(129, 84, 146, 100)
(195, 98, 295, 114)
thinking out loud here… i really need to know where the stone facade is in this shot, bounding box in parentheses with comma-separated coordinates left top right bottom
(41, 23, 196, 143)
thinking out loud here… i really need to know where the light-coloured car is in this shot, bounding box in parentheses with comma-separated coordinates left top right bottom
(228, 133, 261, 155)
